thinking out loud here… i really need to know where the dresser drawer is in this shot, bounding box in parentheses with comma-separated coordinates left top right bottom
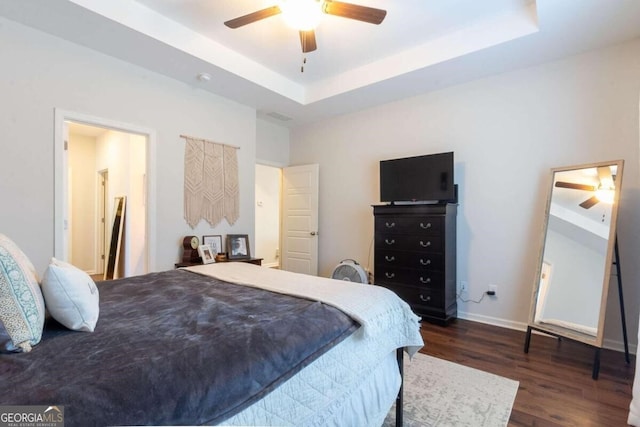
(375, 267, 444, 288)
(375, 233, 443, 253)
(375, 250, 444, 271)
(375, 216, 444, 235)
(378, 283, 444, 310)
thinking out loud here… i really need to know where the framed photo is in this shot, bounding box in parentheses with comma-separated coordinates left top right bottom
(227, 234, 250, 259)
(202, 235, 223, 254)
(197, 244, 215, 264)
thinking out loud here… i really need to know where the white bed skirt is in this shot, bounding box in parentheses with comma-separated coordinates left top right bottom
(222, 336, 400, 426)
(186, 262, 422, 426)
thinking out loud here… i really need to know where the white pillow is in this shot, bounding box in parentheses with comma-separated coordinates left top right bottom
(41, 258, 99, 332)
(0, 233, 45, 352)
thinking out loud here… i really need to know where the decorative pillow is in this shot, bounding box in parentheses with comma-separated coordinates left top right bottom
(41, 258, 100, 332)
(0, 233, 46, 352)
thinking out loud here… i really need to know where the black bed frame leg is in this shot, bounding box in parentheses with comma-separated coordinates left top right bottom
(524, 326, 532, 353)
(592, 348, 601, 380)
(396, 348, 404, 427)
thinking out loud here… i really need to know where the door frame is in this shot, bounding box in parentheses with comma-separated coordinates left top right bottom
(54, 109, 157, 272)
(97, 169, 109, 275)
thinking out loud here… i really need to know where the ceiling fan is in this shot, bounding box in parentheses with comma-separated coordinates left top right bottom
(554, 166, 616, 209)
(224, 1, 387, 53)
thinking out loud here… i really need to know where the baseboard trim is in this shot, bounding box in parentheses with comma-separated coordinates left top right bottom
(457, 311, 528, 332)
(457, 311, 637, 355)
(603, 337, 637, 355)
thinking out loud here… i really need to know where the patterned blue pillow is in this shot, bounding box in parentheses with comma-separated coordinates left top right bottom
(0, 234, 45, 352)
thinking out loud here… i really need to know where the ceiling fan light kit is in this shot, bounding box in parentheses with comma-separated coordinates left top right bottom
(224, 1, 387, 54)
(280, 0, 323, 30)
(595, 187, 615, 204)
(554, 165, 617, 209)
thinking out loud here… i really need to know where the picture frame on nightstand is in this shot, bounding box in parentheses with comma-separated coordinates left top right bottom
(227, 234, 250, 259)
(202, 235, 223, 255)
(198, 244, 215, 264)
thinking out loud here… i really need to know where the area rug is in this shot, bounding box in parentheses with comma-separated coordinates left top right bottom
(383, 353, 519, 427)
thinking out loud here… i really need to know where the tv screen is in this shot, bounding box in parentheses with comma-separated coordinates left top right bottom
(380, 152, 454, 203)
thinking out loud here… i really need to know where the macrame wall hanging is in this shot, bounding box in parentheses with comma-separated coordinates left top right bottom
(181, 135, 239, 228)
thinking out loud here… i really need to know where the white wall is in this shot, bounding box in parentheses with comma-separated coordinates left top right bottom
(97, 131, 130, 252)
(128, 134, 147, 275)
(0, 16, 256, 273)
(95, 130, 147, 277)
(255, 119, 289, 268)
(542, 228, 606, 329)
(289, 39, 640, 349)
(256, 119, 290, 166)
(68, 134, 97, 271)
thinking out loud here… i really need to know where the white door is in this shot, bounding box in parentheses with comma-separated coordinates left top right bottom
(281, 164, 319, 275)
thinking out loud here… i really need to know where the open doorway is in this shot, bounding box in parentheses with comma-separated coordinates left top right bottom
(255, 164, 282, 268)
(54, 109, 157, 278)
(66, 122, 146, 279)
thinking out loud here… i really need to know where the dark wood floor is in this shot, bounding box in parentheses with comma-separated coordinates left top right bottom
(419, 319, 635, 426)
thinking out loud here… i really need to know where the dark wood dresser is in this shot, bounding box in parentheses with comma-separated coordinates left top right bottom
(373, 203, 457, 325)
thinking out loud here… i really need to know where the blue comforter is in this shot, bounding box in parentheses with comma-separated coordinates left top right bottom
(0, 269, 358, 426)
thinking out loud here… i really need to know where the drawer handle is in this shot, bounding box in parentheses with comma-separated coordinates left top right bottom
(420, 222, 432, 229)
(419, 294, 431, 302)
(385, 222, 396, 228)
(385, 255, 396, 262)
(385, 239, 396, 245)
(419, 240, 431, 248)
(419, 277, 431, 284)
(420, 258, 431, 265)
(385, 272, 395, 279)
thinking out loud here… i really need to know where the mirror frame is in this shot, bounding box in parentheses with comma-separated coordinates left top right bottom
(104, 196, 126, 281)
(528, 160, 624, 348)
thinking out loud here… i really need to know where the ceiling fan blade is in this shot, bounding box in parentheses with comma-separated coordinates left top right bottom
(555, 181, 597, 191)
(224, 6, 281, 29)
(579, 196, 599, 209)
(323, 0, 387, 24)
(299, 30, 317, 53)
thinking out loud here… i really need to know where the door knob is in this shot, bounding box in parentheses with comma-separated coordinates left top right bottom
(310, 231, 318, 236)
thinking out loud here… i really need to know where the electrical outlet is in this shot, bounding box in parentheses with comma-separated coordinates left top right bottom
(459, 281, 467, 293)
(488, 284, 498, 295)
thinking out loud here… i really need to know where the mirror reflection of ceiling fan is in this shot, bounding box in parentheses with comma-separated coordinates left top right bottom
(224, 0, 387, 53)
(554, 166, 616, 209)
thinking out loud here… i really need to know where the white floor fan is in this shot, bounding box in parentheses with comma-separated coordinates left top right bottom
(331, 259, 368, 283)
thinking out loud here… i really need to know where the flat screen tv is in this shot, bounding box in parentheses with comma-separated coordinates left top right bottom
(380, 151, 455, 203)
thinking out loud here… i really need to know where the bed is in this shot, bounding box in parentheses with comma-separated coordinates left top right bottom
(0, 241, 423, 427)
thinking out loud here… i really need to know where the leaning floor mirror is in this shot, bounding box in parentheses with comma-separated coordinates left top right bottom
(524, 160, 628, 379)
